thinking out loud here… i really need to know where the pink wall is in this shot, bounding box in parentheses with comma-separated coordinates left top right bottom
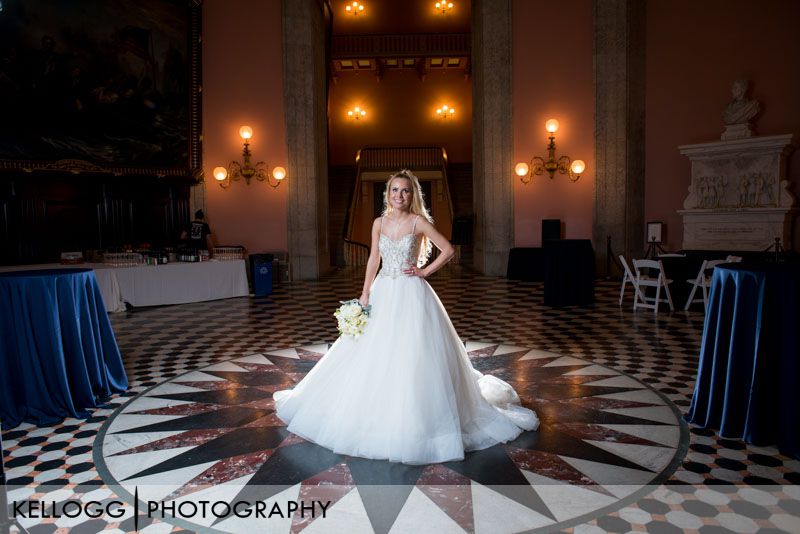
(202, 0, 288, 253)
(512, 0, 594, 247)
(646, 0, 800, 251)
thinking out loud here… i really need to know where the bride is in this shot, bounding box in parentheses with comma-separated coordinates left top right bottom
(274, 169, 538, 464)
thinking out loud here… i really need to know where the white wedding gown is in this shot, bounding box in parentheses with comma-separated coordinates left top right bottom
(274, 230, 539, 464)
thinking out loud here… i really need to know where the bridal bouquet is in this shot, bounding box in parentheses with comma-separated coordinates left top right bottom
(334, 299, 371, 338)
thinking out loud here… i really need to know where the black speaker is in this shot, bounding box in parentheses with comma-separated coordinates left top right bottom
(542, 219, 561, 241)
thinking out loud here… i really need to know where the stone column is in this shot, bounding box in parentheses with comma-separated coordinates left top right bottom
(593, 0, 646, 274)
(472, 0, 514, 277)
(282, 0, 329, 280)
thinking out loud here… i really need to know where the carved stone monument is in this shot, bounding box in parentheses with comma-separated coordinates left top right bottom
(678, 134, 796, 250)
(678, 81, 796, 250)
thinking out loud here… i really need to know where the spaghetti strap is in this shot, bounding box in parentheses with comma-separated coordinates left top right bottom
(379, 216, 384, 232)
(411, 215, 419, 234)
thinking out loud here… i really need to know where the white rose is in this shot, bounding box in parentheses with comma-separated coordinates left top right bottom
(340, 303, 361, 319)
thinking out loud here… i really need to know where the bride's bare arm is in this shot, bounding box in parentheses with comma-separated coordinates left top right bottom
(360, 218, 382, 306)
(415, 218, 455, 278)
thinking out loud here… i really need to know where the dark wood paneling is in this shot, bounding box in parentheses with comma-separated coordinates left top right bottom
(0, 172, 191, 265)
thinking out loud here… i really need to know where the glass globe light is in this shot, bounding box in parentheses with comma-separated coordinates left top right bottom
(570, 160, 586, 175)
(213, 167, 227, 181)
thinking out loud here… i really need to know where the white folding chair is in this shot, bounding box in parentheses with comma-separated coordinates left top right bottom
(618, 255, 637, 306)
(632, 258, 674, 314)
(684, 256, 743, 311)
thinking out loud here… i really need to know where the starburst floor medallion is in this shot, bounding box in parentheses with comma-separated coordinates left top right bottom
(95, 342, 688, 533)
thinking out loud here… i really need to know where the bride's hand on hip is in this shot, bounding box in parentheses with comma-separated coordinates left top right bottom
(403, 264, 426, 278)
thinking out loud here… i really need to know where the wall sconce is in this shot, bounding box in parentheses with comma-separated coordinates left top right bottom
(345, 1, 364, 15)
(436, 105, 455, 119)
(515, 119, 586, 184)
(347, 106, 366, 120)
(213, 125, 286, 189)
(435, 1, 454, 13)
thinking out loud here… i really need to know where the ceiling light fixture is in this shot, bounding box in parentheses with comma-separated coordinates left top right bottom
(347, 107, 367, 120)
(345, 1, 364, 15)
(435, 1, 454, 14)
(436, 105, 455, 119)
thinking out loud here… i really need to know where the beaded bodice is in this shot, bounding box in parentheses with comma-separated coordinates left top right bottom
(378, 233, 420, 278)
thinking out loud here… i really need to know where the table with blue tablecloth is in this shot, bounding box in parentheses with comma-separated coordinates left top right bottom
(686, 262, 800, 458)
(0, 268, 128, 428)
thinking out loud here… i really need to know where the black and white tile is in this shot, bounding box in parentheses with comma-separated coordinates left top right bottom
(2, 266, 799, 533)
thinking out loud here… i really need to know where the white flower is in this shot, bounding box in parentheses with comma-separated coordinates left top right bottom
(334, 299, 370, 338)
(339, 303, 361, 319)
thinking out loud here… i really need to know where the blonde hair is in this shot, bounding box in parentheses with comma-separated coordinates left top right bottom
(382, 169, 433, 266)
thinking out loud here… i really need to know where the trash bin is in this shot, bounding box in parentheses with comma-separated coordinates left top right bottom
(249, 253, 274, 296)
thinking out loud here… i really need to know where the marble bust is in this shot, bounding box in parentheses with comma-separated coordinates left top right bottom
(721, 79, 759, 140)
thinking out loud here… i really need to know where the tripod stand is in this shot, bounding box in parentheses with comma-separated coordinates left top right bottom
(1, 433, 31, 534)
(644, 237, 666, 259)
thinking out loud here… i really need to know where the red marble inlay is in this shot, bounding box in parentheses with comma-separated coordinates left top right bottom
(236, 362, 283, 373)
(114, 428, 233, 456)
(129, 403, 224, 417)
(539, 374, 617, 386)
(296, 348, 325, 361)
(417, 465, 474, 533)
(168, 450, 274, 499)
(416, 463, 471, 486)
(175, 380, 247, 391)
(254, 383, 295, 394)
(568, 397, 655, 410)
(505, 447, 612, 496)
(304, 462, 354, 486)
(242, 412, 284, 428)
(467, 345, 499, 358)
(554, 423, 667, 447)
(511, 357, 562, 369)
(277, 433, 307, 448)
(291, 463, 355, 533)
(239, 398, 276, 411)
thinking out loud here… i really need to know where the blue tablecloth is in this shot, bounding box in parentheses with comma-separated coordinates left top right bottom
(686, 262, 800, 458)
(0, 268, 128, 428)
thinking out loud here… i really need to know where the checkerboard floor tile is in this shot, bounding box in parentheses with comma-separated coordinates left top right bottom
(2, 265, 799, 533)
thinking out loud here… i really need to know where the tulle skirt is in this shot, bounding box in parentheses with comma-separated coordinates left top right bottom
(274, 274, 539, 464)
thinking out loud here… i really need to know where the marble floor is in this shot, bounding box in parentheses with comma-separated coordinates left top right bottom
(2, 265, 799, 533)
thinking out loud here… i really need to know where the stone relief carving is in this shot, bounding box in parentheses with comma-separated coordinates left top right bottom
(737, 175, 750, 206)
(721, 79, 760, 140)
(696, 176, 727, 208)
(754, 173, 775, 206)
(693, 173, 778, 209)
(678, 134, 796, 250)
(735, 173, 774, 207)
